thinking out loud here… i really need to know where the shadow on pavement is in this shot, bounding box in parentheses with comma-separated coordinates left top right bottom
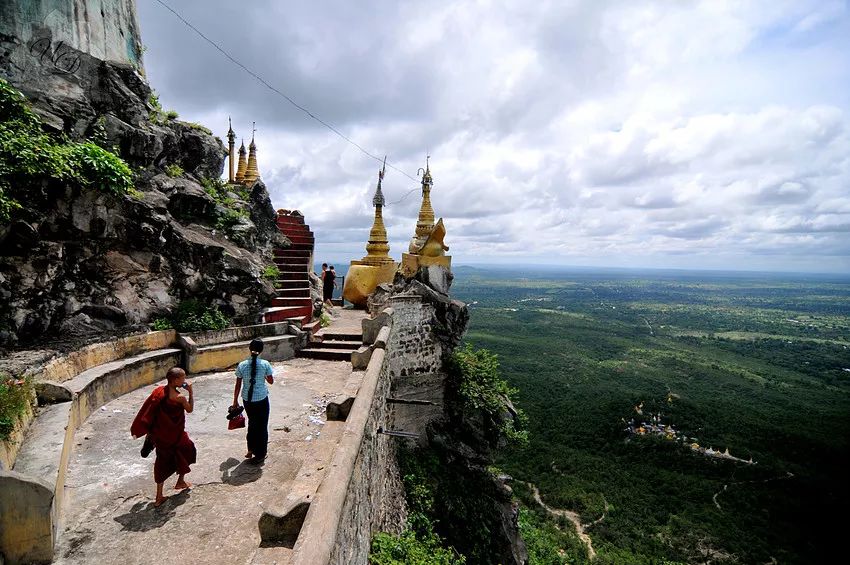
(113, 490, 190, 532)
(220, 456, 264, 485)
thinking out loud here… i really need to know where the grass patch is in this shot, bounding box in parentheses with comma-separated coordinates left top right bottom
(0, 375, 33, 441)
(164, 163, 184, 178)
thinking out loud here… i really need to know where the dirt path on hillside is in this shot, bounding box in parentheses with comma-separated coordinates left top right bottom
(712, 471, 795, 510)
(525, 482, 608, 560)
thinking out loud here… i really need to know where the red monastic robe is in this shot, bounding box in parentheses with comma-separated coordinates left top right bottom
(131, 386, 197, 483)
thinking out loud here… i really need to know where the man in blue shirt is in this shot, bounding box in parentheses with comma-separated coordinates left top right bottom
(231, 338, 275, 463)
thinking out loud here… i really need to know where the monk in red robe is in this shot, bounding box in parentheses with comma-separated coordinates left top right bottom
(131, 367, 196, 506)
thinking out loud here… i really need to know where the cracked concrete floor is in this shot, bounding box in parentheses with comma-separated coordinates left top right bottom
(54, 357, 352, 565)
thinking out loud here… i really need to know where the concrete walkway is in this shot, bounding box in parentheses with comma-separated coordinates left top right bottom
(54, 356, 352, 565)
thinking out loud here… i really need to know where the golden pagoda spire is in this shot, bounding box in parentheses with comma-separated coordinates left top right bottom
(362, 158, 393, 265)
(409, 155, 435, 253)
(235, 139, 247, 183)
(226, 117, 236, 183)
(243, 122, 260, 185)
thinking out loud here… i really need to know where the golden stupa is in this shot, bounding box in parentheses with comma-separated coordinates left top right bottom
(342, 160, 398, 307)
(234, 140, 247, 183)
(400, 157, 451, 277)
(243, 131, 260, 185)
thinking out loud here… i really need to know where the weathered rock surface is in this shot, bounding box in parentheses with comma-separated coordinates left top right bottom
(380, 267, 527, 565)
(0, 41, 286, 348)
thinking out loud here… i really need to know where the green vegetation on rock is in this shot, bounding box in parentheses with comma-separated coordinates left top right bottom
(164, 163, 184, 178)
(0, 374, 33, 441)
(201, 176, 250, 230)
(262, 264, 281, 280)
(450, 344, 528, 445)
(151, 300, 230, 333)
(371, 530, 465, 565)
(0, 78, 134, 224)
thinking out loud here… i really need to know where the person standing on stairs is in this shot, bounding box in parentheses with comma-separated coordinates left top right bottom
(323, 264, 337, 309)
(231, 338, 275, 464)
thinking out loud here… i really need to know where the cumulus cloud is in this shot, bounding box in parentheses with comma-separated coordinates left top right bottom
(138, 0, 850, 273)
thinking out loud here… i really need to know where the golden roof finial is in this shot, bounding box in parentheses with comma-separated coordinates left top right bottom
(362, 158, 392, 265)
(235, 139, 247, 183)
(244, 123, 260, 185)
(409, 155, 436, 253)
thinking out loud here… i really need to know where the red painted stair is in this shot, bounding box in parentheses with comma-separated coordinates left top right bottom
(264, 212, 315, 325)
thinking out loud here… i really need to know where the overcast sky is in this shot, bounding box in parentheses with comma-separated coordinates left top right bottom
(137, 0, 850, 274)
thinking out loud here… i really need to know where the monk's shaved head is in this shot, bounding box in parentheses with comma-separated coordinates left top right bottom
(166, 367, 186, 383)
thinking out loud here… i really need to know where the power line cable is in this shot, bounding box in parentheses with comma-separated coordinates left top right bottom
(152, 0, 421, 188)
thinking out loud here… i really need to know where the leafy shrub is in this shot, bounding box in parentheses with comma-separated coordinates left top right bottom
(151, 317, 173, 331)
(157, 300, 230, 333)
(164, 163, 184, 177)
(0, 78, 134, 223)
(450, 344, 528, 445)
(262, 264, 280, 280)
(0, 375, 33, 441)
(165, 110, 179, 120)
(215, 207, 248, 230)
(319, 311, 332, 328)
(370, 531, 465, 565)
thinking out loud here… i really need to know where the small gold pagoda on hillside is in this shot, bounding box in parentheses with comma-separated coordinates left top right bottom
(342, 159, 398, 307)
(400, 157, 451, 278)
(227, 121, 260, 186)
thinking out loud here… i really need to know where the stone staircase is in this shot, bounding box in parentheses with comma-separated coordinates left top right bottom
(297, 329, 363, 362)
(265, 213, 315, 325)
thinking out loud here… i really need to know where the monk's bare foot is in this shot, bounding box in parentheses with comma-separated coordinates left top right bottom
(174, 480, 192, 490)
(154, 495, 168, 507)
(244, 451, 253, 459)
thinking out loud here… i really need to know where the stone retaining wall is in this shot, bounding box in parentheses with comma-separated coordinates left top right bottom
(289, 322, 405, 565)
(38, 330, 177, 383)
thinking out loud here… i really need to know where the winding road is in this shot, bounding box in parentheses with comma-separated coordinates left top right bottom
(525, 482, 608, 560)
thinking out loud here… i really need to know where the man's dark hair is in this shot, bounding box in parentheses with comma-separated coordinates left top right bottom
(322, 263, 328, 268)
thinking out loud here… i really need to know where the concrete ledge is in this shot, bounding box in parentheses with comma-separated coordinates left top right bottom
(38, 330, 176, 383)
(351, 345, 374, 370)
(0, 471, 55, 565)
(362, 308, 393, 345)
(187, 335, 298, 374)
(180, 321, 292, 348)
(290, 346, 387, 565)
(374, 326, 390, 350)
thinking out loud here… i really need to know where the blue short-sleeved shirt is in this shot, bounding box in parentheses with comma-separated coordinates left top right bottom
(236, 358, 274, 402)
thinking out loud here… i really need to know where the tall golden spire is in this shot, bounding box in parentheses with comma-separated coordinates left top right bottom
(235, 139, 247, 183)
(226, 117, 236, 183)
(409, 155, 435, 253)
(362, 158, 393, 265)
(243, 122, 260, 185)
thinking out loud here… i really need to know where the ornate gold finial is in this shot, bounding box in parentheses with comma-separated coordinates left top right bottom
(409, 156, 436, 253)
(363, 158, 392, 264)
(235, 139, 247, 183)
(226, 118, 236, 183)
(343, 159, 399, 307)
(244, 123, 260, 185)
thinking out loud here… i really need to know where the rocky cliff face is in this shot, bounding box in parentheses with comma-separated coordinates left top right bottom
(0, 40, 284, 348)
(380, 271, 528, 565)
